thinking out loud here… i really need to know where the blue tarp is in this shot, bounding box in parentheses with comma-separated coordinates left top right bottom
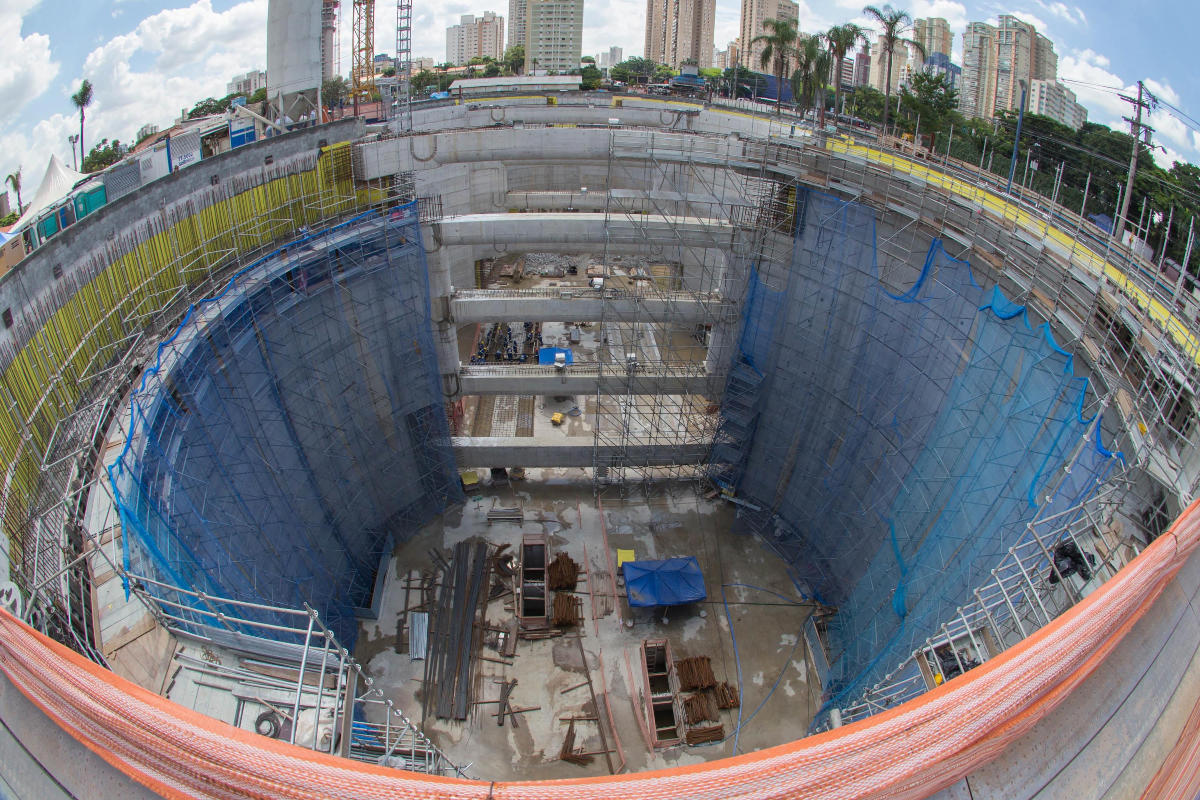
(622, 557, 706, 607)
(537, 347, 574, 365)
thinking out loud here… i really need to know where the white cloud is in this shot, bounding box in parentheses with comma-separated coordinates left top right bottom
(0, 0, 60, 123)
(1059, 49, 1200, 169)
(1032, 0, 1086, 26)
(2, 0, 268, 202)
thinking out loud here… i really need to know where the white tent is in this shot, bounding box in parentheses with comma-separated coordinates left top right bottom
(13, 154, 86, 231)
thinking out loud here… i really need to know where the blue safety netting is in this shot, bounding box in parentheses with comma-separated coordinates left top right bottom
(709, 188, 1122, 707)
(108, 206, 462, 647)
(623, 557, 707, 607)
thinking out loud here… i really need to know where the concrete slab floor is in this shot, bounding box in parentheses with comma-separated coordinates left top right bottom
(357, 473, 819, 780)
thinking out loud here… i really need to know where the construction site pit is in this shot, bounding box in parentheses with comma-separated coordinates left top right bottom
(354, 473, 821, 779)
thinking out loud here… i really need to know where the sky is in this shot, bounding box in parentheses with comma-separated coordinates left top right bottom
(2, 0, 1198, 207)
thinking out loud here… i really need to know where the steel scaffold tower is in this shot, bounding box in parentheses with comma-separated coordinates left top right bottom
(351, 0, 375, 113)
(395, 0, 413, 131)
(592, 130, 784, 493)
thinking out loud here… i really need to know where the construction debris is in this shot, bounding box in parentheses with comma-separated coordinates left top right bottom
(683, 692, 718, 724)
(552, 593, 584, 627)
(559, 719, 594, 765)
(547, 552, 581, 590)
(487, 506, 524, 524)
(714, 681, 741, 709)
(685, 724, 724, 745)
(675, 656, 716, 691)
(496, 679, 518, 728)
(424, 540, 492, 721)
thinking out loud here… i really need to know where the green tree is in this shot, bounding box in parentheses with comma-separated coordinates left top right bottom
(248, 87, 268, 104)
(410, 69, 437, 95)
(609, 57, 657, 85)
(898, 71, 958, 138)
(751, 17, 800, 113)
(826, 23, 866, 120)
(791, 33, 831, 124)
(502, 45, 525, 75)
(722, 65, 766, 99)
(845, 84, 886, 124)
(581, 55, 595, 65)
(653, 63, 676, 82)
(82, 138, 124, 173)
(580, 65, 603, 90)
(187, 95, 231, 118)
(70, 79, 94, 167)
(322, 76, 349, 108)
(862, 5, 924, 134)
(5, 168, 22, 216)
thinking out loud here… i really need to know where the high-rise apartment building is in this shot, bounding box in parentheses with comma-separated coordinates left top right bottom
(912, 17, 952, 61)
(446, 11, 505, 66)
(524, 0, 584, 74)
(867, 35, 907, 93)
(960, 21, 997, 120)
(596, 46, 623, 69)
(738, 0, 799, 70)
(839, 57, 855, 88)
(507, 0, 527, 50)
(227, 70, 268, 97)
(1033, 33, 1057, 81)
(1029, 79, 1087, 129)
(962, 15, 1059, 121)
(645, 0, 716, 68)
(923, 52, 961, 89)
(853, 45, 870, 88)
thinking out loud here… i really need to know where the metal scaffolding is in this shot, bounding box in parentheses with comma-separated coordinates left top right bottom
(592, 129, 782, 491)
(3, 144, 363, 653)
(107, 207, 461, 647)
(125, 571, 467, 776)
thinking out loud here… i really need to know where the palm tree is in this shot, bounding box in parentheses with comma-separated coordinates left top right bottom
(790, 35, 833, 126)
(71, 79, 94, 168)
(751, 17, 800, 113)
(862, 5, 924, 136)
(826, 23, 866, 122)
(5, 169, 22, 216)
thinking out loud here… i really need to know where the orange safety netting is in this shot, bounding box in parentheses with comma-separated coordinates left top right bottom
(2, 498, 1200, 800)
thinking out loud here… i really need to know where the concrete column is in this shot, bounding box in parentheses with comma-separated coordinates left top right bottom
(425, 228, 461, 398)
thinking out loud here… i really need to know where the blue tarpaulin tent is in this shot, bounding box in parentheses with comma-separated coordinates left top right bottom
(622, 557, 706, 607)
(537, 347, 574, 365)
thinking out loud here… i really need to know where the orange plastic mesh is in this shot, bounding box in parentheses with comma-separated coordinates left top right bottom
(2, 498, 1199, 799)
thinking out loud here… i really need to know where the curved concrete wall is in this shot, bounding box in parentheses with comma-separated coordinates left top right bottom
(1, 95, 1197, 797)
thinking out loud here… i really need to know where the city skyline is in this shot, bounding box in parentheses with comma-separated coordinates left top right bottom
(1, 0, 1197, 204)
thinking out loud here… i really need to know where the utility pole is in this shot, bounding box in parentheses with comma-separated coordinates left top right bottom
(1114, 80, 1154, 244)
(1005, 80, 1027, 195)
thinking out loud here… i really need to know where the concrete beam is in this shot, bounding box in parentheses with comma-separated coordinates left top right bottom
(450, 289, 733, 324)
(433, 212, 734, 250)
(457, 363, 715, 395)
(451, 436, 709, 467)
